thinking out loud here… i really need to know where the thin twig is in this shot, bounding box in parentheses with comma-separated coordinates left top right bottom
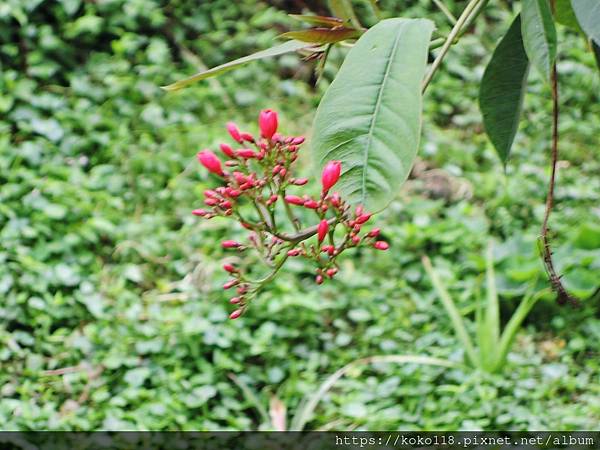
(432, 0, 457, 24)
(539, 64, 577, 306)
(422, 0, 485, 92)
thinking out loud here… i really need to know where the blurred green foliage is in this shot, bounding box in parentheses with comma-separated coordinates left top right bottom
(0, 0, 599, 431)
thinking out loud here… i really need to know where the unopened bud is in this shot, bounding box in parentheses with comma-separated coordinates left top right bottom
(192, 209, 208, 216)
(304, 200, 319, 209)
(222, 240, 241, 249)
(293, 178, 308, 186)
(223, 280, 238, 289)
(220, 143, 236, 158)
(315, 275, 324, 285)
(374, 241, 389, 250)
(226, 122, 242, 143)
(285, 195, 304, 206)
(287, 249, 301, 256)
(229, 308, 243, 319)
(223, 263, 237, 273)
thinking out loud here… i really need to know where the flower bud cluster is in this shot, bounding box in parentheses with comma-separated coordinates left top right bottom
(193, 109, 389, 319)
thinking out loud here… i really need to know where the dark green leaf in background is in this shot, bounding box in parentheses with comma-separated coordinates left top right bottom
(311, 18, 434, 212)
(522, 0, 557, 81)
(479, 15, 530, 165)
(593, 40, 600, 72)
(571, 0, 600, 44)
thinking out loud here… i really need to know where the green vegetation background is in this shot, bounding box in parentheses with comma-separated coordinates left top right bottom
(1, 0, 599, 430)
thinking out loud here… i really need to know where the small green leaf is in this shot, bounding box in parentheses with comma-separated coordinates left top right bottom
(311, 18, 434, 212)
(289, 14, 344, 28)
(162, 40, 312, 91)
(521, 0, 557, 81)
(479, 15, 530, 164)
(328, 0, 361, 28)
(554, 0, 581, 30)
(571, 0, 600, 44)
(280, 28, 361, 44)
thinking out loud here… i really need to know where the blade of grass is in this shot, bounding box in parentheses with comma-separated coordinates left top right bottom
(481, 240, 500, 371)
(290, 354, 458, 431)
(422, 255, 479, 368)
(228, 373, 270, 426)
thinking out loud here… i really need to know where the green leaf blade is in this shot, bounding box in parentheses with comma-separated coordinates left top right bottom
(162, 40, 311, 92)
(479, 15, 530, 165)
(571, 0, 600, 44)
(522, 0, 557, 81)
(280, 28, 361, 44)
(311, 18, 434, 212)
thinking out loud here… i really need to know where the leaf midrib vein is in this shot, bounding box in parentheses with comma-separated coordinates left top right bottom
(359, 24, 404, 206)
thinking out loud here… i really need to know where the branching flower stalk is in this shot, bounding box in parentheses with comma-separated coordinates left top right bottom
(193, 110, 389, 319)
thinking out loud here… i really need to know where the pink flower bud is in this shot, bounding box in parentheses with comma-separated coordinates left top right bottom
(287, 249, 301, 256)
(279, 168, 287, 178)
(367, 228, 380, 238)
(284, 195, 304, 206)
(352, 235, 361, 245)
(237, 148, 257, 159)
(229, 297, 242, 304)
(272, 133, 283, 142)
(225, 161, 238, 167)
(227, 122, 242, 143)
(329, 192, 341, 207)
(222, 240, 241, 249)
(356, 213, 371, 224)
(293, 178, 308, 186)
(220, 200, 232, 209)
(219, 143, 235, 158)
(223, 263, 237, 273)
(315, 275, 324, 285)
(292, 136, 305, 145)
(223, 280, 238, 289)
(229, 308, 243, 319)
(259, 109, 278, 139)
(326, 268, 338, 278)
(317, 219, 329, 243)
(374, 241, 389, 250)
(192, 209, 208, 216)
(240, 132, 254, 142)
(204, 190, 218, 199)
(321, 160, 342, 193)
(225, 188, 241, 198)
(288, 145, 298, 152)
(304, 200, 319, 209)
(355, 205, 364, 216)
(205, 198, 218, 206)
(197, 150, 223, 176)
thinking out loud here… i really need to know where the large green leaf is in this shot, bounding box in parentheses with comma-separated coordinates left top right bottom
(162, 40, 311, 92)
(311, 18, 434, 212)
(479, 15, 530, 165)
(521, 0, 557, 81)
(571, 0, 600, 44)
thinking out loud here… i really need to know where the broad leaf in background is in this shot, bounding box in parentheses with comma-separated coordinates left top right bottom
(311, 18, 434, 212)
(162, 40, 312, 91)
(280, 28, 361, 44)
(328, 0, 361, 28)
(554, 0, 581, 31)
(479, 15, 530, 165)
(522, 0, 557, 81)
(571, 0, 600, 44)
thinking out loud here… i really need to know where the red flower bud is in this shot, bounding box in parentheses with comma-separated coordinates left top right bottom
(205, 198, 218, 206)
(272, 133, 282, 142)
(229, 297, 242, 304)
(291, 136, 305, 145)
(225, 188, 241, 198)
(367, 228, 380, 238)
(293, 178, 308, 186)
(329, 192, 341, 208)
(279, 168, 287, 178)
(237, 148, 257, 159)
(220, 143, 235, 158)
(287, 249, 301, 256)
(356, 213, 371, 224)
(259, 109, 278, 139)
(226, 122, 242, 143)
(222, 240, 241, 249)
(374, 241, 389, 250)
(326, 268, 338, 278)
(223, 263, 237, 273)
(229, 308, 243, 319)
(285, 195, 304, 206)
(204, 189, 218, 198)
(304, 200, 319, 209)
(321, 160, 342, 193)
(355, 205, 364, 216)
(315, 275, 324, 285)
(197, 150, 223, 176)
(240, 132, 254, 142)
(220, 200, 233, 209)
(192, 209, 208, 216)
(352, 235, 361, 245)
(223, 280, 238, 289)
(317, 219, 329, 243)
